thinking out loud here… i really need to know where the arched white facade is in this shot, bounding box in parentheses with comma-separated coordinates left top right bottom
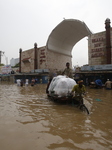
(46, 19, 92, 56)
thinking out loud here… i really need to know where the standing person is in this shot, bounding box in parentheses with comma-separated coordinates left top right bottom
(25, 79, 29, 86)
(105, 79, 112, 90)
(62, 62, 73, 78)
(71, 80, 86, 104)
(31, 78, 35, 86)
(16, 79, 21, 86)
(20, 79, 24, 86)
(35, 77, 38, 84)
(40, 78, 42, 84)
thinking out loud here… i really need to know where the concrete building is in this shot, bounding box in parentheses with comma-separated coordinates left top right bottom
(10, 58, 19, 67)
(19, 19, 91, 74)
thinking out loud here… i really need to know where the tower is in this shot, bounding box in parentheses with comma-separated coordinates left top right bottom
(19, 48, 22, 73)
(105, 18, 111, 64)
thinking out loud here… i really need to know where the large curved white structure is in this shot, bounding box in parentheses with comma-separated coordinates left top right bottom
(46, 19, 92, 56)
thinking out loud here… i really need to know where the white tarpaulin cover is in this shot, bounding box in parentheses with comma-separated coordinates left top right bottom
(48, 75, 76, 97)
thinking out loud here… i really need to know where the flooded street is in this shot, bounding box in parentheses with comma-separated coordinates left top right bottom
(0, 83, 112, 150)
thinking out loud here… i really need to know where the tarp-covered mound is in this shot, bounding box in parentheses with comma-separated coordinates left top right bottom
(48, 75, 76, 97)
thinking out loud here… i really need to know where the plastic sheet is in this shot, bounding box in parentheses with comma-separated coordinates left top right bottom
(48, 75, 76, 97)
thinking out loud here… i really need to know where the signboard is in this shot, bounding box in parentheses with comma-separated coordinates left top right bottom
(90, 37, 105, 58)
(43, 69, 49, 73)
(81, 64, 112, 71)
(39, 48, 46, 65)
(35, 69, 43, 73)
(31, 69, 49, 73)
(1, 65, 12, 74)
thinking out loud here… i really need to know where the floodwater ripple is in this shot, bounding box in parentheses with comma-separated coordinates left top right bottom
(0, 83, 112, 150)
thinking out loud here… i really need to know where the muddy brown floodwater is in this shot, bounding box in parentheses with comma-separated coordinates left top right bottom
(0, 82, 112, 150)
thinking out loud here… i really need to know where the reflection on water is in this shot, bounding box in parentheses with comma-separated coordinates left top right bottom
(0, 83, 112, 150)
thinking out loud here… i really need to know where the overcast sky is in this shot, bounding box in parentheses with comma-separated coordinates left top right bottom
(0, 0, 112, 67)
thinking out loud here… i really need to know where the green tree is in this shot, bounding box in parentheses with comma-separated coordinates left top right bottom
(0, 63, 4, 66)
(12, 63, 19, 68)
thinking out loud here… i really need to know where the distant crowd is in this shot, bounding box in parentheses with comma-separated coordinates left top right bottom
(16, 77, 42, 86)
(16, 62, 112, 90)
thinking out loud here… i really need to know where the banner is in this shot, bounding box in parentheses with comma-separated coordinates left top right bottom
(1, 65, 12, 74)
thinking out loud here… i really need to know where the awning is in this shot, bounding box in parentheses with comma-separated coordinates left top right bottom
(22, 57, 31, 62)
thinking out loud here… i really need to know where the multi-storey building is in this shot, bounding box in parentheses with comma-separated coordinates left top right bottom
(10, 58, 19, 67)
